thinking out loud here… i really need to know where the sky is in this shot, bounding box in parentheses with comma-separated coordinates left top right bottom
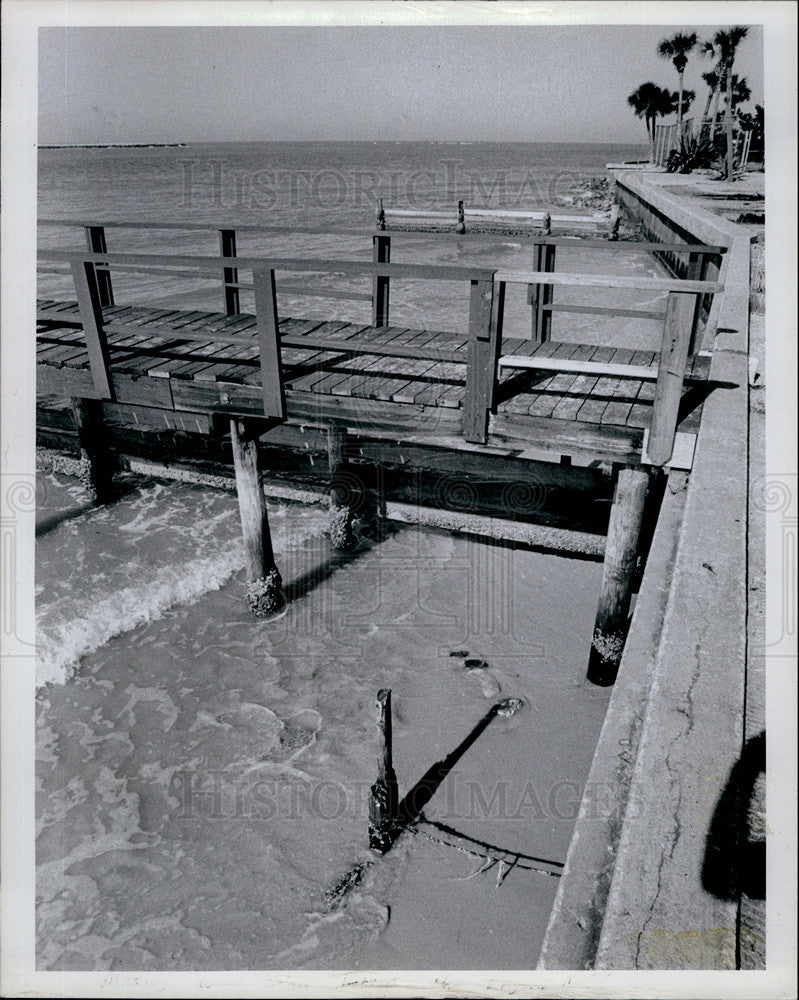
(38, 23, 764, 146)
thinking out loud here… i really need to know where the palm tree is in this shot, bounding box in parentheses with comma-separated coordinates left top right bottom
(697, 70, 720, 138)
(702, 26, 749, 177)
(628, 82, 676, 156)
(658, 31, 698, 136)
(729, 74, 751, 112)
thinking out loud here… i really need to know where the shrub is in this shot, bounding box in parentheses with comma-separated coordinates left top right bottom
(666, 135, 717, 174)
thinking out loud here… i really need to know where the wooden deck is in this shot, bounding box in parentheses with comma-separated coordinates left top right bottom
(36, 298, 711, 467)
(35, 219, 725, 469)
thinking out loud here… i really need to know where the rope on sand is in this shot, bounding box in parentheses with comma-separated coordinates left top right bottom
(410, 820, 563, 884)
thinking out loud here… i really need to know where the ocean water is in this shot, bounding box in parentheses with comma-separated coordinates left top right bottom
(36, 142, 642, 969)
(37, 140, 665, 343)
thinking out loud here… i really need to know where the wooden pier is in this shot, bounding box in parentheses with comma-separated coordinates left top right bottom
(36, 218, 726, 683)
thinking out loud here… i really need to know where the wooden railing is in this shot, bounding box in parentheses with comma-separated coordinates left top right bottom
(38, 237, 723, 465)
(39, 218, 726, 344)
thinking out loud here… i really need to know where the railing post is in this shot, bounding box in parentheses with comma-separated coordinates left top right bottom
(372, 234, 391, 328)
(376, 198, 386, 230)
(252, 267, 286, 421)
(463, 275, 503, 444)
(527, 243, 556, 342)
(70, 260, 114, 400)
(685, 251, 703, 353)
(83, 225, 114, 307)
(456, 199, 466, 234)
(220, 228, 240, 316)
(648, 291, 696, 465)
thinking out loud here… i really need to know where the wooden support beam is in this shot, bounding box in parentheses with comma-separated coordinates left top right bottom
(369, 689, 399, 854)
(83, 225, 114, 307)
(648, 291, 696, 465)
(372, 234, 391, 328)
(252, 267, 286, 422)
(327, 425, 356, 550)
(70, 260, 114, 400)
(587, 467, 650, 685)
(71, 397, 115, 504)
(229, 417, 283, 616)
(463, 277, 503, 444)
(220, 229, 240, 316)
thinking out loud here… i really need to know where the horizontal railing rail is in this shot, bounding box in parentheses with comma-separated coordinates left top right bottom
(37, 229, 724, 464)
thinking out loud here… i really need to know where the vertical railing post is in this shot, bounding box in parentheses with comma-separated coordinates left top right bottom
(463, 275, 503, 444)
(220, 228, 240, 316)
(372, 234, 391, 328)
(648, 291, 696, 466)
(686, 251, 703, 353)
(528, 242, 556, 343)
(83, 226, 114, 307)
(70, 259, 114, 400)
(252, 267, 286, 421)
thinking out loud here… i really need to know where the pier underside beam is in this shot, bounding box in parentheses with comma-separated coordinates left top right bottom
(587, 466, 651, 686)
(229, 417, 283, 616)
(71, 396, 114, 505)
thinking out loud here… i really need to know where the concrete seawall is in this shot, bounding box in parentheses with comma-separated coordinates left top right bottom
(539, 171, 755, 969)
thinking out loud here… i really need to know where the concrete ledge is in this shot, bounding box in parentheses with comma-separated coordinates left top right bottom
(538, 470, 689, 969)
(539, 174, 752, 969)
(595, 179, 750, 969)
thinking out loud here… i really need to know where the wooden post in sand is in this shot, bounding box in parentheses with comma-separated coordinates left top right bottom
(456, 200, 466, 234)
(369, 689, 399, 853)
(587, 467, 650, 685)
(327, 425, 356, 550)
(229, 417, 283, 616)
(71, 397, 114, 505)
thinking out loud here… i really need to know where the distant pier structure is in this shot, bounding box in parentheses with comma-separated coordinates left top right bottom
(36, 203, 725, 683)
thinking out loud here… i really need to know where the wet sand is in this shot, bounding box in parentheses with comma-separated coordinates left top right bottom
(36, 471, 610, 970)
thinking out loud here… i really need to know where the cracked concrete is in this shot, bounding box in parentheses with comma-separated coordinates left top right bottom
(541, 172, 759, 971)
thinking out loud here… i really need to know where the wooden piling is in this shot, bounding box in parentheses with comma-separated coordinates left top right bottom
(229, 417, 283, 616)
(327, 425, 356, 550)
(368, 689, 399, 854)
(71, 397, 114, 505)
(587, 467, 650, 685)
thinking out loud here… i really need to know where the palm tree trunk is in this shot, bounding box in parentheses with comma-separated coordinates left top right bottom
(710, 82, 722, 137)
(724, 69, 736, 179)
(677, 70, 685, 139)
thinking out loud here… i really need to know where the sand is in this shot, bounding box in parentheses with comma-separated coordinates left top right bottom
(36, 470, 610, 970)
